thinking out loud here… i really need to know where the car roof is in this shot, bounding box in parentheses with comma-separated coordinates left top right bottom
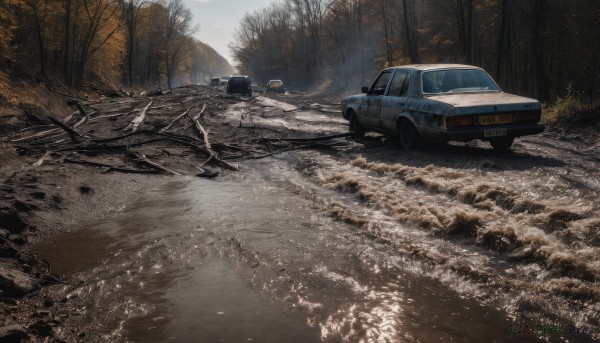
(385, 64, 482, 72)
(269, 80, 282, 82)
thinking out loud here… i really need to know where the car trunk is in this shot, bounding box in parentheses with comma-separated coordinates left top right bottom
(427, 92, 540, 115)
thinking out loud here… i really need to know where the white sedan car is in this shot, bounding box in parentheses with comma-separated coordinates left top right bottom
(341, 64, 545, 150)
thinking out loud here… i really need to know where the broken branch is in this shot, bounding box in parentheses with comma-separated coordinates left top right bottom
(63, 158, 160, 174)
(125, 152, 180, 175)
(159, 107, 193, 132)
(188, 104, 211, 149)
(47, 116, 81, 143)
(124, 100, 153, 132)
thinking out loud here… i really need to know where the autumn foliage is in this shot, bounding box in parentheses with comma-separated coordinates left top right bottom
(0, 0, 233, 102)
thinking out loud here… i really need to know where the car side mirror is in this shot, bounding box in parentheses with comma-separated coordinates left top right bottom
(361, 86, 369, 94)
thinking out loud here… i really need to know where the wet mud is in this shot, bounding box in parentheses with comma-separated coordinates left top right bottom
(2, 86, 599, 342)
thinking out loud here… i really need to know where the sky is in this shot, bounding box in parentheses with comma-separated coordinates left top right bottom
(183, 0, 276, 67)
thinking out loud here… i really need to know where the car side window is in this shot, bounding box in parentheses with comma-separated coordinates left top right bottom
(387, 70, 408, 97)
(370, 71, 391, 95)
(400, 71, 410, 96)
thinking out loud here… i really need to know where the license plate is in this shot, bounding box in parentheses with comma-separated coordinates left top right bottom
(479, 114, 512, 125)
(484, 128, 507, 137)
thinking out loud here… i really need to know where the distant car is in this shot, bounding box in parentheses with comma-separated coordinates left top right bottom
(266, 80, 285, 93)
(341, 64, 545, 150)
(226, 75, 252, 96)
(219, 76, 230, 86)
(210, 77, 220, 86)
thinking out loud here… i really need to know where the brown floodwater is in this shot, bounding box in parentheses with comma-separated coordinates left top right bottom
(32, 96, 599, 342)
(33, 162, 573, 342)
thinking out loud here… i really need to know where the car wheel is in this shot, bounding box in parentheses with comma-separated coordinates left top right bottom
(397, 119, 422, 149)
(489, 136, 514, 150)
(349, 112, 366, 139)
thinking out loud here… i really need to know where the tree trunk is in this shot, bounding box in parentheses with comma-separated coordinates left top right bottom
(63, 0, 72, 85)
(495, 0, 509, 82)
(402, 0, 420, 64)
(534, 0, 548, 101)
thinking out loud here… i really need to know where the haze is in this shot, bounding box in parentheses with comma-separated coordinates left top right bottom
(184, 0, 275, 66)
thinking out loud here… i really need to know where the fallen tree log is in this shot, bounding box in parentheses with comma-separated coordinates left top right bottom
(20, 108, 48, 125)
(7, 128, 61, 143)
(47, 116, 81, 143)
(164, 136, 239, 171)
(188, 105, 211, 149)
(250, 132, 351, 144)
(67, 101, 91, 130)
(125, 152, 180, 175)
(63, 157, 161, 174)
(92, 129, 201, 144)
(124, 100, 153, 132)
(89, 111, 135, 123)
(159, 107, 193, 133)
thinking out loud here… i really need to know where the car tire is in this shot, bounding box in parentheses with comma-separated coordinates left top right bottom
(489, 136, 514, 150)
(397, 119, 422, 149)
(348, 112, 366, 139)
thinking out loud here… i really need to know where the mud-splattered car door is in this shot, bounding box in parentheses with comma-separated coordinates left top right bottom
(361, 70, 392, 127)
(380, 69, 411, 132)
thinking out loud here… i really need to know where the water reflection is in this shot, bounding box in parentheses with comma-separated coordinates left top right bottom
(32, 173, 559, 342)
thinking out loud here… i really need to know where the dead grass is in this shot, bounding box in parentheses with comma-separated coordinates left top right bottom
(0, 77, 77, 120)
(542, 89, 600, 143)
(542, 89, 600, 125)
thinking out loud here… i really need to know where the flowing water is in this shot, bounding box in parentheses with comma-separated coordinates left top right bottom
(32, 97, 599, 342)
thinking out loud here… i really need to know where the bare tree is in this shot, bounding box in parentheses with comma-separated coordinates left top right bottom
(400, 0, 420, 63)
(159, 0, 196, 89)
(118, 0, 147, 86)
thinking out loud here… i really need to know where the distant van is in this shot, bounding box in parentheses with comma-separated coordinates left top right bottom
(226, 75, 252, 97)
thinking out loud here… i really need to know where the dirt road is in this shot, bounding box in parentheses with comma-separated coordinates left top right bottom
(2, 86, 599, 342)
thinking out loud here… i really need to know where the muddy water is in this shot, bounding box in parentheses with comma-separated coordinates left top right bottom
(33, 157, 549, 343)
(32, 95, 599, 342)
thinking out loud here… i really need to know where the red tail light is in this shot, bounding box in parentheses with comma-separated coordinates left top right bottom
(446, 116, 474, 128)
(514, 110, 541, 123)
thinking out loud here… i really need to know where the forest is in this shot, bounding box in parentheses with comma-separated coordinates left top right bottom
(231, 0, 600, 102)
(0, 0, 599, 105)
(0, 0, 234, 95)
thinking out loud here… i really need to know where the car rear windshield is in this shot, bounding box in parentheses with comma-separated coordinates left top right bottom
(422, 69, 500, 95)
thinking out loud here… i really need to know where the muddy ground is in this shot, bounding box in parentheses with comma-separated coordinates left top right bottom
(1, 85, 599, 342)
(0, 86, 348, 341)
